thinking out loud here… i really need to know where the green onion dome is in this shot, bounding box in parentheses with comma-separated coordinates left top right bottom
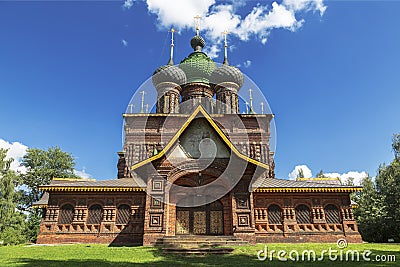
(152, 64, 186, 87)
(210, 63, 244, 89)
(179, 35, 216, 84)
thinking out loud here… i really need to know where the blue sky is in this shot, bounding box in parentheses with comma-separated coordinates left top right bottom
(1, 1, 399, 183)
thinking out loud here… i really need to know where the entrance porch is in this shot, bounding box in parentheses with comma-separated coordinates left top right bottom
(176, 200, 224, 235)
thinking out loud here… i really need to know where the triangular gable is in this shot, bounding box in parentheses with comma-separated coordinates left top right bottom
(130, 105, 270, 170)
(179, 118, 230, 159)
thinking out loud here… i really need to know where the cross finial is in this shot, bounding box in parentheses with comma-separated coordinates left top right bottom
(139, 91, 146, 113)
(168, 28, 175, 65)
(222, 30, 229, 65)
(128, 103, 134, 114)
(249, 88, 253, 113)
(194, 15, 202, 36)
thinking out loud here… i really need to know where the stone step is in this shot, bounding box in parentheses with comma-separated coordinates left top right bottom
(161, 238, 241, 242)
(162, 247, 235, 254)
(162, 235, 241, 241)
(161, 241, 249, 245)
(155, 235, 248, 248)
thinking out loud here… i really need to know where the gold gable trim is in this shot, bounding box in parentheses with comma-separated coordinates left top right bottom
(130, 105, 270, 170)
(52, 177, 96, 182)
(254, 187, 362, 193)
(32, 204, 48, 208)
(39, 186, 145, 192)
(297, 177, 340, 181)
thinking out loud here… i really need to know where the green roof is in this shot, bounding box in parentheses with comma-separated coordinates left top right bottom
(179, 52, 216, 84)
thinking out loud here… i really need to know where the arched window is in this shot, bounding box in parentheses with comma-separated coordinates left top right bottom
(58, 204, 74, 224)
(295, 204, 312, 224)
(116, 204, 131, 224)
(87, 204, 103, 224)
(324, 204, 341, 224)
(267, 204, 282, 224)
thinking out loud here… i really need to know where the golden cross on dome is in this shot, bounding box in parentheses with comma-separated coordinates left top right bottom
(194, 15, 202, 35)
(169, 28, 175, 46)
(222, 30, 229, 64)
(139, 91, 146, 113)
(168, 28, 175, 65)
(128, 104, 134, 114)
(249, 88, 253, 112)
(222, 30, 229, 45)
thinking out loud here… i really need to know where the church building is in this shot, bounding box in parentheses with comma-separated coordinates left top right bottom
(34, 27, 362, 245)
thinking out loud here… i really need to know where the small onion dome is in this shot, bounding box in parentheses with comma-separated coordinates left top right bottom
(210, 63, 244, 89)
(190, 35, 206, 52)
(152, 64, 186, 87)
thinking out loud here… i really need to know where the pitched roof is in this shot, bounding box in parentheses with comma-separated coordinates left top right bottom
(296, 177, 342, 185)
(130, 105, 270, 171)
(253, 178, 362, 193)
(39, 178, 145, 192)
(32, 192, 49, 208)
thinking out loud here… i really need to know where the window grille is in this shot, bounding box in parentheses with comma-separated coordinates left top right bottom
(116, 204, 131, 224)
(324, 204, 341, 224)
(267, 204, 282, 224)
(87, 204, 103, 224)
(295, 204, 312, 224)
(58, 204, 74, 224)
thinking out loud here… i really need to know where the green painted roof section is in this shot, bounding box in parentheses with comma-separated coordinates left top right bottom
(179, 52, 216, 84)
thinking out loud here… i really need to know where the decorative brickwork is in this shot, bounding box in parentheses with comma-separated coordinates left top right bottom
(35, 33, 362, 246)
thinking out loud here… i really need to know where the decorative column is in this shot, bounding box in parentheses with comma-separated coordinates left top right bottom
(282, 198, 297, 235)
(155, 83, 181, 113)
(143, 175, 166, 245)
(215, 82, 240, 114)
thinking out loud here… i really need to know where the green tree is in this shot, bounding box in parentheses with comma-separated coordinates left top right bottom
(316, 170, 326, 178)
(355, 133, 400, 242)
(344, 177, 359, 204)
(392, 133, 400, 161)
(0, 149, 27, 245)
(20, 147, 77, 242)
(375, 155, 400, 241)
(353, 175, 387, 242)
(297, 168, 304, 178)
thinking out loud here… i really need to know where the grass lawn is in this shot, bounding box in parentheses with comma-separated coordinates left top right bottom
(0, 243, 399, 267)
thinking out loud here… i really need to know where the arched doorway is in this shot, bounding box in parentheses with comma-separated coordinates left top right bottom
(176, 200, 224, 235)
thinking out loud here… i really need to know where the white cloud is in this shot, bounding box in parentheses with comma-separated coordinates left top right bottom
(123, 0, 134, 10)
(202, 5, 241, 40)
(287, 163, 369, 185)
(243, 60, 252, 68)
(261, 38, 268, 45)
(0, 139, 28, 173)
(235, 3, 303, 42)
(122, 39, 128, 47)
(324, 171, 368, 186)
(146, 0, 216, 29)
(203, 44, 219, 59)
(74, 169, 92, 179)
(144, 0, 327, 57)
(288, 164, 313, 180)
(283, 0, 327, 16)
